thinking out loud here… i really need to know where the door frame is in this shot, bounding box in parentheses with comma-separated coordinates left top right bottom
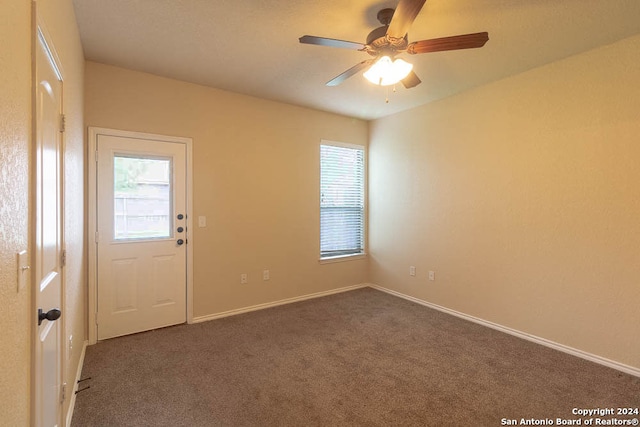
(32, 14, 65, 426)
(87, 127, 194, 344)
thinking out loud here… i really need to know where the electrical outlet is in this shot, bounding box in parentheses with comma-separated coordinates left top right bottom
(263, 270, 270, 281)
(429, 271, 435, 281)
(409, 266, 416, 276)
(240, 274, 248, 284)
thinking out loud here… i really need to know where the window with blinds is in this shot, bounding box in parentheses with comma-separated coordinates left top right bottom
(320, 142, 365, 259)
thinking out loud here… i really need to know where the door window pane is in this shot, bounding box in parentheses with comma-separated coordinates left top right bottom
(114, 156, 172, 240)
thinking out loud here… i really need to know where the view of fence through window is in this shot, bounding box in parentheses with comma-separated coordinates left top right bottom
(113, 156, 172, 240)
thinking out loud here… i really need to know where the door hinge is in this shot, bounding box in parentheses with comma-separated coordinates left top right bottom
(95, 231, 99, 243)
(60, 249, 66, 267)
(95, 149, 98, 163)
(61, 382, 67, 403)
(95, 312, 98, 325)
(60, 114, 66, 133)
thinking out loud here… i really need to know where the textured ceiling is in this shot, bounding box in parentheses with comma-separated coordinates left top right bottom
(72, 0, 640, 120)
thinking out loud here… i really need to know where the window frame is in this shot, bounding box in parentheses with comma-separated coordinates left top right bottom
(319, 140, 367, 262)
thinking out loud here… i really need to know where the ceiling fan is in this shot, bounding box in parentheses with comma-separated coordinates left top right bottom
(299, 0, 489, 88)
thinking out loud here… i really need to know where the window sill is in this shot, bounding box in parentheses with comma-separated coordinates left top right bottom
(319, 253, 367, 264)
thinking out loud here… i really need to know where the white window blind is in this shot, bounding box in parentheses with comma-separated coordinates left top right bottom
(320, 143, 365, 258)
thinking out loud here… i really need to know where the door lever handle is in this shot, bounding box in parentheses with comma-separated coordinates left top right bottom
(38, 308, 61, 326)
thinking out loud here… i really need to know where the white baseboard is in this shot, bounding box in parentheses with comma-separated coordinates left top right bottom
(368, 283, 640, 378)
(66, 340, 88, 427)
(192, 283, 368, 324)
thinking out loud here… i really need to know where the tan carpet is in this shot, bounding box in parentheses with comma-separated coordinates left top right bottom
(71, 288, 639, 426)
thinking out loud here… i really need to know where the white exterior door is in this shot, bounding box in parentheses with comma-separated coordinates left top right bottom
(34, 28, 63, 427)
(96, 134, 187, 340)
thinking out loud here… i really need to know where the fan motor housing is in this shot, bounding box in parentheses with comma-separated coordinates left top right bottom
(366, 26, 388, 46)
(365, 8, 409, 56)
(366, 26, 408, 56)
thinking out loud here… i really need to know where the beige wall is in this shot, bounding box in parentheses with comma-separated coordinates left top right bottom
(84, 61, 369, 317)
(37, 0, 87, 421)
(0, 0, 84, 424)
(369, 35, 640, 369)
(0, 0, 32, 423)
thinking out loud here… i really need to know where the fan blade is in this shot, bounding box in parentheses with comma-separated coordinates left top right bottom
(407, 32, 489, 54)
(402, 71, 421, 89)
(326, 60, 375, 86)
(386, 0, 427, 39)
(299, 35, 365, 51)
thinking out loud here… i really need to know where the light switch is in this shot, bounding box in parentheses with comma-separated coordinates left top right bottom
(17, 250, 28, 292)
(198, 216, 207, 227)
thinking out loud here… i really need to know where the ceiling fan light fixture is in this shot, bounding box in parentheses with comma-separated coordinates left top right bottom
(363, 56, 413, 86)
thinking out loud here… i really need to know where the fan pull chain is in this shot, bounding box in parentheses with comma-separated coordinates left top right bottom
(385, 85, 398, 104)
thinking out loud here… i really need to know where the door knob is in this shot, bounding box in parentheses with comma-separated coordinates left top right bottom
(177, 239, 184, 245)
(177, 214, 184, 220)
(38, 308, 61, 326)
(177, 227, 184, 233)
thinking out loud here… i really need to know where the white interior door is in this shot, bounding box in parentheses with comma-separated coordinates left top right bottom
(34, 28, 63, 427)
(96, 135, 187, 340)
